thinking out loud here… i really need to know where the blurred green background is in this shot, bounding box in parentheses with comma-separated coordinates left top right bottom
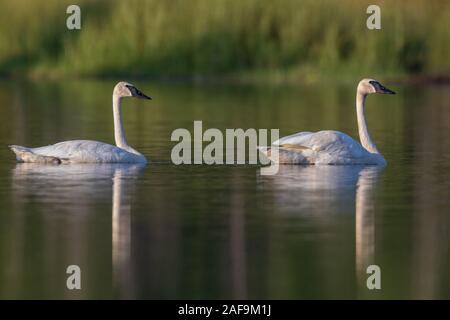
(2, 1, 450, 299)
(0, 0, 449, 82)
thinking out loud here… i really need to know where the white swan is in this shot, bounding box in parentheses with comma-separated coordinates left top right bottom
(259, 78, 395, 165)
(9, 82, 152, 164)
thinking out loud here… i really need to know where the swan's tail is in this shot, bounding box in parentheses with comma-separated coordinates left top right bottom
(8, 145, 62, 164)
(258, 146, 277, 164)
(257, 146, 270, 157)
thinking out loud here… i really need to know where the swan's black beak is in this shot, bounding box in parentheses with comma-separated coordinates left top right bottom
(378, 84, 396, 94)
(127, 84, 152, 100)
(381, 86, 395, 94)
(135, 88, 152, 100)
(141, 92, 152, 100)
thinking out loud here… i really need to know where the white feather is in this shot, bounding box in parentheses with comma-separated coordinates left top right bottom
(271, 130, 385, 165)
(29, 140, 147, 163)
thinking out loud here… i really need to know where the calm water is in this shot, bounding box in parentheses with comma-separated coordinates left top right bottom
(1, 79, 450, 299)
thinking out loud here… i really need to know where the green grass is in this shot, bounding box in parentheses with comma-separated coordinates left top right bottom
(0, 0, 449, 82)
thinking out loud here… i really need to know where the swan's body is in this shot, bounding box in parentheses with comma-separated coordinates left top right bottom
(268, 130, 386, 165)
(259, 79, 395, 166)
(10, 140, 146, 164)
(9, 82, 152, 164)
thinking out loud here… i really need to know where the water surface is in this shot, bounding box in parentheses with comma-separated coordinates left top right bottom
(1, 80, 450, 299)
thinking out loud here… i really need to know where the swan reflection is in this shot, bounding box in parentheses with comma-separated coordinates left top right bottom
(260, 165, 383, 290)
(11, 163, 144, 298)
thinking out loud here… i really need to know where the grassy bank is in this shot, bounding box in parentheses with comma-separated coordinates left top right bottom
(0, 0, 449, 82)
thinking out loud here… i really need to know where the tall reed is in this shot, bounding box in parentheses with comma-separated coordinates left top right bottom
(0, 0, 449, 81)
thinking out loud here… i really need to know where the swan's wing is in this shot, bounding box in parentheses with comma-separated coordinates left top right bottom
(273, 131, 313, 146)
(261, 143, 313, 164)
(30, 140, 137, 163)
(9, 145, 62, 164)
(276, 144, 311, 152)
(266, 130, 371, 164)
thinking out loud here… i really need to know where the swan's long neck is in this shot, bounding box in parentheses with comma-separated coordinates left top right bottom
(113, 95, 129, 150)
(356, 90, 379, 154)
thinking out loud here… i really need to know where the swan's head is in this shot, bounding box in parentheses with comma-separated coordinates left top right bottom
(113, 81, 152, 100)
(358, 79, 396, 95)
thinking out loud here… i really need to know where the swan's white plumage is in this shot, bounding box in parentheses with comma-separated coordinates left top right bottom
(9, 82, 151, 164)
(259, 78, 394, 166)
(265, 130, 386, 165)
(27, 140, 147, 163)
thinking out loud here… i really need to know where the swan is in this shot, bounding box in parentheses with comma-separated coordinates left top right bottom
(9, 82, 152, 164)
(259, 78, 395, 165)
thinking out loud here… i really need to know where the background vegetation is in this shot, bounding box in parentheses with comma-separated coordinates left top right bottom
(0, 0, 449, 82)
